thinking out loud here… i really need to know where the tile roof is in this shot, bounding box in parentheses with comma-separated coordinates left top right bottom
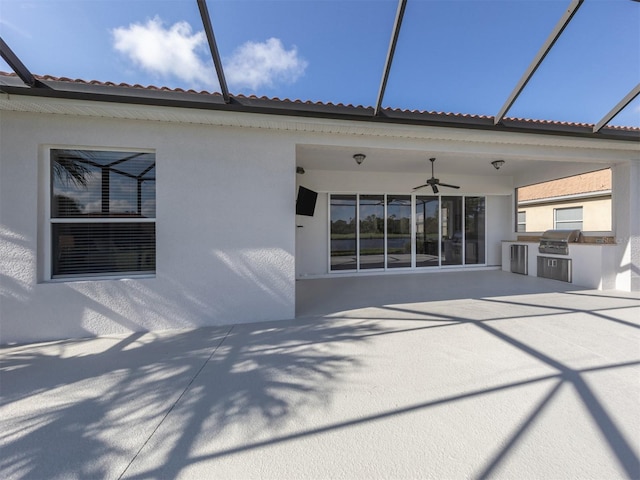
(518, 169, 612, 202)
(1, 72, 639, 133)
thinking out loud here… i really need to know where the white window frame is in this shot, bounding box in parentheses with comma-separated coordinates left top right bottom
(554, 206, 583, 230)
(517, 211, 526, 232)
(44, 146, 156, 281)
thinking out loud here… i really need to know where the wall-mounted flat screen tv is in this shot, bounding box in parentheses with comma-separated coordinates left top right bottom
(296, 186, 318, 216)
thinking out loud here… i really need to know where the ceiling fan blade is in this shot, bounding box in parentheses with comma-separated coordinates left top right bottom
(417, 158, 460, 193)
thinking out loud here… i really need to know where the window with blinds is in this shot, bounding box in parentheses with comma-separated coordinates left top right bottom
(554, 206, 583, 230)
(517, 211, 526, 232)
(50, 149, 156, 278)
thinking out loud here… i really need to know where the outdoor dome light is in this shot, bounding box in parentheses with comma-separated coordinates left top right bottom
(491, 160, 505, 170)
(353, 153, 366, 165)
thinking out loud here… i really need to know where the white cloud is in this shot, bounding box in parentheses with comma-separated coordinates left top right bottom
(112, 17, 307, 92)
(112, 16, 215, 87)
(109, 199, 136, 213)
(142, 199, 156, 218)
(225, 37, 307, 91)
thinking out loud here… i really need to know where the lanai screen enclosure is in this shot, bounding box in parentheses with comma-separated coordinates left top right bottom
(1, 0, 638, 344)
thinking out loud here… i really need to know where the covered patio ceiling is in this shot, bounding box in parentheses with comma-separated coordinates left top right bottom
(295, 141, 628, 188)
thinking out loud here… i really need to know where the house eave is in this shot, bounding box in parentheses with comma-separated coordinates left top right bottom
(1, 77, 639, 143)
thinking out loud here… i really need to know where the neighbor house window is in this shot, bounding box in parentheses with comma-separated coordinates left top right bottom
(50, 149, 156, 278)
(517, 211, 526, 232)
(554, 206, 582, 230)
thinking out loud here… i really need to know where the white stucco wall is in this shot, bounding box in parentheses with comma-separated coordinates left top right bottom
(612, 161, 640, 291)
(2, 99, 638, 344)
(0, 110, 296, 344)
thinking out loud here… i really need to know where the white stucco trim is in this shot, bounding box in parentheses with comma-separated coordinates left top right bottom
(1, 94, 638, 159)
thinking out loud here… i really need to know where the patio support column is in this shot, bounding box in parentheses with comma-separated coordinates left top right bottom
(611, 161, 640, 292)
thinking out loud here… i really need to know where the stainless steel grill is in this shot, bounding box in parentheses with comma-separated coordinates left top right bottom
(538, 229, 581, 255)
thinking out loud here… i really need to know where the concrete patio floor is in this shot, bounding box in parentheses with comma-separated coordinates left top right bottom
(1, 271, 639, 479)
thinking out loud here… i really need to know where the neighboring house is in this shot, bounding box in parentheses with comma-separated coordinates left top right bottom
(1, 73, 639, 345)
(517, 169, 612, 233)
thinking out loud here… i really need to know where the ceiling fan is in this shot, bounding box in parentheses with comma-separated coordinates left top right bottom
(413, 157, 460, 194)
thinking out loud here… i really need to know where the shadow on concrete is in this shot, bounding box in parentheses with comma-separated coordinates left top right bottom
(295, 270, 588, 317)
(123, 295, 640, 479)
(0, 319, 384, 479)
(1, 276, 639, 479)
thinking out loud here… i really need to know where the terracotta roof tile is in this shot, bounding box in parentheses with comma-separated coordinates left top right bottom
(1, 71, 639, 131)
(519, 169, 611, 201)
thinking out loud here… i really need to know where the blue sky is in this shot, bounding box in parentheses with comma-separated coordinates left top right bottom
(1, 0, 638, 126)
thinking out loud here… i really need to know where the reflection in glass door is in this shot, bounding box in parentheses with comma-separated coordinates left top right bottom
(441, 196, 463, 265)
(387, 196, 412, 268)
(330, 195, 357, 270)
(329, 194, 486, 272)
(465, 197, 485, 264)
(359, 195, 385, 269)
(415, 196, 439, 267)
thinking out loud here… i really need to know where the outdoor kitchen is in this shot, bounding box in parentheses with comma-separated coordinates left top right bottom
(501, 231, 619, 290)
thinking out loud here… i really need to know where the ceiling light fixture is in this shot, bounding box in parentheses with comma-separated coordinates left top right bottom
(353, 153, 366, 165)
(491, 160, 505, 170)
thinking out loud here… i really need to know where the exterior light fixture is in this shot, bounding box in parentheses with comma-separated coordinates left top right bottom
(296, 166, 305, 174)
(353, 153, 366, 165)
(491, 160, 505, 170)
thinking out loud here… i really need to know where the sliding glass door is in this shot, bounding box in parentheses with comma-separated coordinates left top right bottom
(415, 196, 439, 267)
(330, 195, 357, 270)
(329, 193, 486, 272)
(387, 196, 412, 268)
(359, 195, 385, 269)
(441, 197, 463, 266)
(465, 197, 485, 264)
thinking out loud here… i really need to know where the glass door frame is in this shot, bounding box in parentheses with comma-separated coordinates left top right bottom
(328, 193, 487, 273)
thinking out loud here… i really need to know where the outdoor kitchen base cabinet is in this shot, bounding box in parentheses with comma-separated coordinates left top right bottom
(537, 256, 572, 283)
